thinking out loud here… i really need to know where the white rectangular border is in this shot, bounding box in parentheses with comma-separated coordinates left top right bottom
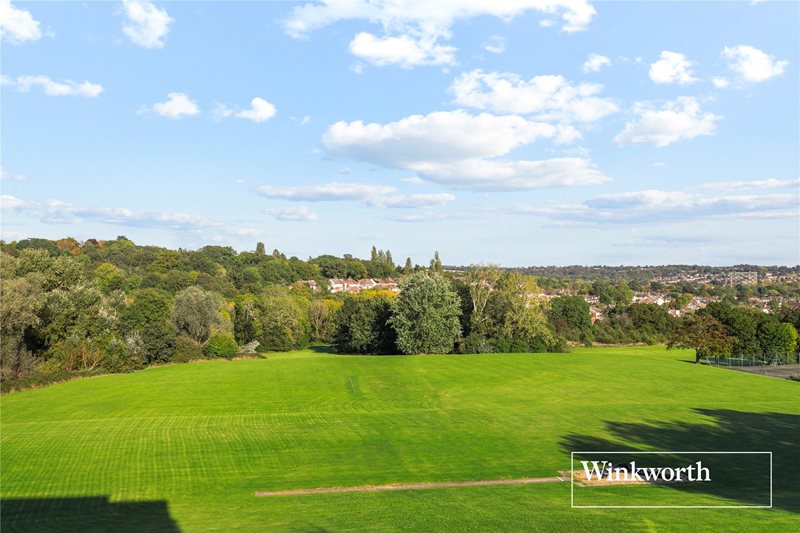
(570, 451, 773, 509)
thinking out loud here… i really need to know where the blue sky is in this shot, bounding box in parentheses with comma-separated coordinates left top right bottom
(1, 0, 798, 266)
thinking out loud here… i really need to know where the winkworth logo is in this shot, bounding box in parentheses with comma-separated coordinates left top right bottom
(581, 459, 711, 483)
(570, 451, 772, 509)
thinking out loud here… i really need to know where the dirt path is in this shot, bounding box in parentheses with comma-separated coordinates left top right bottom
(255, 476, 564, 497)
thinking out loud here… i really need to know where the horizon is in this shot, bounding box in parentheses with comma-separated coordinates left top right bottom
(4, 234, 799, 270)
(2, 0, 799, 266)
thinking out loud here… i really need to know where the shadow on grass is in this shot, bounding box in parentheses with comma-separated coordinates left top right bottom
(562, 409, 799, 513)
(307, 345, 338, 355)
(0, 496, 180, 532)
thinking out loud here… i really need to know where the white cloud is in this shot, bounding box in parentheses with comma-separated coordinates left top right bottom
(582, 53, 611, 73)
(712, 77, 730, 89)
(214, 97, 277, 123)
(722, 45, 788, 83)
(699, 178, 800, 191)
(145, 92, 199, 119)
(324, 110, 579, 168)
(649, 51, 697, 85)
(483, 35, 506, 54)
(506, 188, 798, 224)
(292, 115, 312, 126)
(450, 70, 617, 122)
(266, 206, 318, 222)
(652, 162, 667, 168)
(322, 110, 610, 191)
(284, 1, 595, 68)
(1, 167, 27, 181)
(0, 0, 41, 44)
(410, 157, 610, 191)
(1, 195, 259, 237)
(615, 97, 721, 147)
(8, 75, 103, 97)
(257, 182, 455, 208)
(122, 0, 173, 48)
(235, 97, 277, 123)
(402, 176, 425, 184)
(349, 32, 455, 67)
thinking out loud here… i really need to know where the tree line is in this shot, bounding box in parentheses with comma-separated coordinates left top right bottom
(2, 237, 798, 391)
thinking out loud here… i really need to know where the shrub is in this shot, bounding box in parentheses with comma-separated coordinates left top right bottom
(173, 335, 204, 363)
(205, 333, 238, 359)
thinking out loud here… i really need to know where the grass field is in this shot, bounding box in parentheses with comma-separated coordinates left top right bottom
(1, 346, 798, 532)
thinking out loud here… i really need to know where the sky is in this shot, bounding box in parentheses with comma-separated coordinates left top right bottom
(1, 0, 798, 267)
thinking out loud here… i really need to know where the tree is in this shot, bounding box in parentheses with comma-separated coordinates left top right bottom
(255, 242, 266, 256)
(307, 299, 342, 342)
(95, 262, 127, 292)
(120, 289, 176, 364)
(404, 257, 413, 273)
(465, 264, 500, 337)
(233, 294, 261, 344)
(668, 314, 734, 363)
(172, 286, 221, 344)
(429, 251, 443, 273)
(389, 272, 461, 354)
(334, 292, 396, 354)
(548, 296, 592, 343)
(757, 320, 798, 364)
(0, 274, 44, 379)
(486, 272, 554, 350)
(258, 294, 309, 351)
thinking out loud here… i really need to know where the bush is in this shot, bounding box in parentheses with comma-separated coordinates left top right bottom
(173, 335, 204, 363)
(205, 333, 238, 359)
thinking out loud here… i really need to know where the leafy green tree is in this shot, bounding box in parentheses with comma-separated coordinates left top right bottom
(233, 294, 262, 344)
(668, 314, 734, 363)
(334, 292, 396, 354)
(258, 294, 309, 351)
(120, 288, 176, 364)
(0, 274, 44, 379)
(465, 264, 500, 337)
(172, 286, 221, 344)
(486, 272, 554, 350)
(390, 272, 461, 354)
(205, 333, 239, 358)
(548, 296, 592, 343)
(757, 320, 798, 364)
(308, 299, 342, 342)
(95, 262, 127, 292)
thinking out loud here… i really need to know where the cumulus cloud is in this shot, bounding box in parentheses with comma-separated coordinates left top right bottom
(484, 35, 506, 54)
(582, 53, 611, 73)
(349, 32, 455, 67)
(215, 97, 277, 123)
(122, 0, 173, 48)
(649, 51, 697, 85)
(284, 1, 595, 67)
(235, 97, 277, 123)
(1, 195, 258, 238)
(6, 75, 103, 97)
(722, 45, 788, 83)
(505, 188, 798, 224)
(450, 70, 618, 122)
(322, 110, 610, 191)
(324, 110, 579, 167)
(143, 92, 200, 118)
(258, 182, 455, 208)
(712, 77, 730, 89)
(0, 0, 41, 44)
(265, 206, 318, 222)
(614, 97, 721, 147)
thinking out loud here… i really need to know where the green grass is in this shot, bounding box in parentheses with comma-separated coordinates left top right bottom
(2, 346, 798, 531)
